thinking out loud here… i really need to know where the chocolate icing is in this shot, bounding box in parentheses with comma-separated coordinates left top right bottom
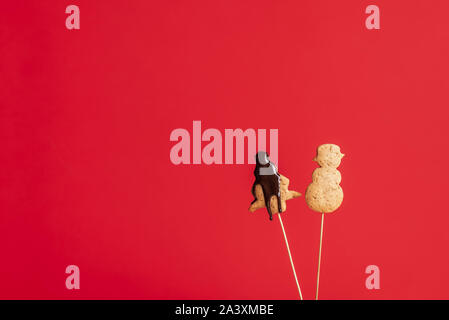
(251, 151, 282, 220)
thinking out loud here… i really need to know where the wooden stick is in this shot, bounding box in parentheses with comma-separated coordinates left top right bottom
(278, 214, 303, 300)
(315, 213, 325, 300)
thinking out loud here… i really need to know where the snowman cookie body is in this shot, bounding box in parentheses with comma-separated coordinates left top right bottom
(305, 144, 344, 213)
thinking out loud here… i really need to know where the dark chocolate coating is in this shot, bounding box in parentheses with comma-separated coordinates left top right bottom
(251, 151, 282, 220)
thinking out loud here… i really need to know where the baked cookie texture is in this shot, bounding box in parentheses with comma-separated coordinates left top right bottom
(249, 174, 301, 215)
(305, 144, 344, 213)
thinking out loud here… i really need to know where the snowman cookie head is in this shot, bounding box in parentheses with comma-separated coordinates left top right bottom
(313, 144, 344, 168)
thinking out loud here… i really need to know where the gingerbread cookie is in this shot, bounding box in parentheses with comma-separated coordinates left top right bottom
(305, 144, 344, 213)
(249, 152, 301, 220)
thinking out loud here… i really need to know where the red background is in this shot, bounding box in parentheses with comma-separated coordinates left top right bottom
(1, 0, 449, 299)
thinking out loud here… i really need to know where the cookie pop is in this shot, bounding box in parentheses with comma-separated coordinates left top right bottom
(305, 144, 344, 300)
(249, 151, 303, 299)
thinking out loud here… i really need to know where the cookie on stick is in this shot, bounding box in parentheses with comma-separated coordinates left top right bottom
(249, 151, 303, 299)
(305, 144, 344, 300)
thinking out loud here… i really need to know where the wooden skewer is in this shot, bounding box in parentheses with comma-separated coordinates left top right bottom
(315, 213, 325, 300)
(278, 214, 303, 300)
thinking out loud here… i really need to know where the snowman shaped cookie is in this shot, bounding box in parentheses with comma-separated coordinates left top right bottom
(305, 144, 344, 213)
